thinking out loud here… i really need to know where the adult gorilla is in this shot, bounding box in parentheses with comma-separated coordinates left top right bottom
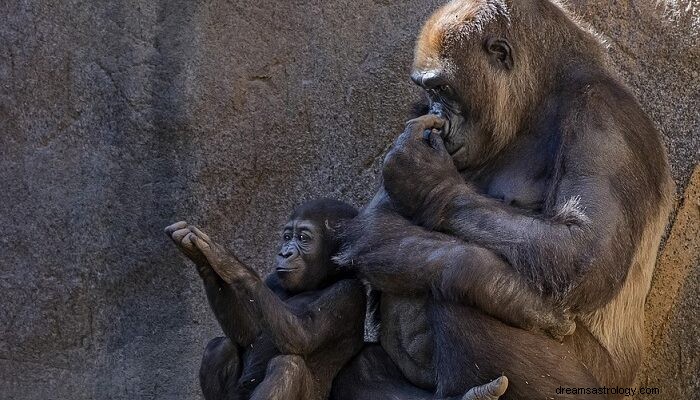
(331, 0, 673, 399)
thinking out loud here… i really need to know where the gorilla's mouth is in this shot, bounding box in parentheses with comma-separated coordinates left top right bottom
(429, 102, 449, 133)
(429, 98, 473, 162)
(275, 259, 303, 273)
(430, 103, 461, 156)
(442, 119, 454, 152)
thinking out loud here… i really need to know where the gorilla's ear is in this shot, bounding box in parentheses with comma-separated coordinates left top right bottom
(485, 37, 513, 70)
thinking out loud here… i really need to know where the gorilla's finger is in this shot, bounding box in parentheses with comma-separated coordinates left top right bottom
(462, 376, 508, 400)
(430, 129, 449, 154)
(165, 221, 187, 236)
(421, 128, 448, 150)
(192, 234, 211, 251)
(192, 235, 218, 265)
(182, 232, 197, 250)
(405, 114, 445, 133)
(172, 228, 191, 243)
(422, 129, 433, 145)
(393, 127, 415, 149)
(190, 226, 211, 243)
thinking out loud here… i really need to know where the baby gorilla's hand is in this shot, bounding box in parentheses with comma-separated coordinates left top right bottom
(165, 221, 208, 268)
(188, 226, 258, 285)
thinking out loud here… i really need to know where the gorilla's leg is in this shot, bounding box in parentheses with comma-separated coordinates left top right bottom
(200, 336, 242, 400)
(331, 344, 433, 400)
(249, 355, 313, 400)
(331, 345, 507, 400)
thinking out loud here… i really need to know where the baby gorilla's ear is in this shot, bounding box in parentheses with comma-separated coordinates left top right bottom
(324, 218, 350, 254)
(323, 218, 342, 242)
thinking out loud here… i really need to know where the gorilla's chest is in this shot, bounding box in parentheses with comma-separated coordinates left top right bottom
(469, 147, 551, 211)
(484, 171, 546, 210)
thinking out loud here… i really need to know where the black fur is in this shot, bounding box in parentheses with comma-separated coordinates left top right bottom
(331, 0, 672, 399)
(166, 199, 365, 400)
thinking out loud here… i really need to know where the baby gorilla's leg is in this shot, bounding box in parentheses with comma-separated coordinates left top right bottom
(249, 355, 313, 400)
(200, 336, 242, 400)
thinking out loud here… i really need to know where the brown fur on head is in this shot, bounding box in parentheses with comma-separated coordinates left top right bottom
(412, 0, 606, 169)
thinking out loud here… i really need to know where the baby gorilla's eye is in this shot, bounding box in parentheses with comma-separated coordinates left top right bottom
(298, 233, 309, 243)
(283, 233, 292, 241)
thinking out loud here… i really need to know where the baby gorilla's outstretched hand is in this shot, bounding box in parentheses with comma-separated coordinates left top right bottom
(187, 226, 259, 285)
(165, 221, 208, 270)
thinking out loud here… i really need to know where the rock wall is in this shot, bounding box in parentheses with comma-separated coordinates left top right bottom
(1, 1, 697, 398)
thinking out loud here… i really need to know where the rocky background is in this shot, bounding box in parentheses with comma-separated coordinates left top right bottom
(1, 0, 697, 398)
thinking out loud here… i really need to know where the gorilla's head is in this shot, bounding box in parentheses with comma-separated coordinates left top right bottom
(274, 199, 358, 293)
(410, 0, 598, 169)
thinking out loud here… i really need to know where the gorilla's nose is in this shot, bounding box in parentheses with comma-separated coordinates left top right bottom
(411, 70, 445, 89)
(279, 249, 294, 259)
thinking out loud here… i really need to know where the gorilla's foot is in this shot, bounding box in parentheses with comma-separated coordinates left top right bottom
(461, 376, 508, 400)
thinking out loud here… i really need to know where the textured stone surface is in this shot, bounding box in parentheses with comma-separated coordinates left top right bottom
(0, 1, 697, 399)
(639, 166, 700, 399)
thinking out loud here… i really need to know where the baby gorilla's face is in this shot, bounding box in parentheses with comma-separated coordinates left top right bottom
(275, 218, 331, 292)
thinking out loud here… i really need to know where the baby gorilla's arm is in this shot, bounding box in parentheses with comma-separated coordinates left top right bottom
(186, 226, 260, 285)
(166, 222, 261, 347)
(190, 227, 365, 355)
(249, 279, 365, 355)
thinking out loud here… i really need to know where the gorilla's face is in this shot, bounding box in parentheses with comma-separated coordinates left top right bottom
(275, 218, 330, 293)
(411, 3, 517, 170)
(410, 69, 475, 170)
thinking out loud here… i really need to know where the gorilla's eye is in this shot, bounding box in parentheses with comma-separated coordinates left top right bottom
(435, 85, 454, 99)
(283, 233, 292, 241)
(298, 233, 310, 243)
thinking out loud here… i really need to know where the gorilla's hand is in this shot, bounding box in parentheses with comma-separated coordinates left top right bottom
(334, 203, 441, 295)
(382, 115, 463, 228)
(165, 221, 209, 271)
(335, 207, 400, 270)
(187, 226, 259, 285)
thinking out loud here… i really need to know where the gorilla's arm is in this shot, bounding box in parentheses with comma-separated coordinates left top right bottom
(429, 179, 624, 307)
(165, 222, 262, 347)
(381, 117, 630, 310)
(337, 203, 574, 339)
(244, 278, 366, 355)
(189, 228, 366, 355)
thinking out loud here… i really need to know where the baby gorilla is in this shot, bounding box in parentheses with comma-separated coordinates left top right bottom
(166, 199, 365, 400)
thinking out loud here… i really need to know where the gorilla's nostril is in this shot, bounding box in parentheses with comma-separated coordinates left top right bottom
(280, 250, 294, 258)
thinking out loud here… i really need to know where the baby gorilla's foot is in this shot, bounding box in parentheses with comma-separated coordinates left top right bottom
(462, 376, 508, 400)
